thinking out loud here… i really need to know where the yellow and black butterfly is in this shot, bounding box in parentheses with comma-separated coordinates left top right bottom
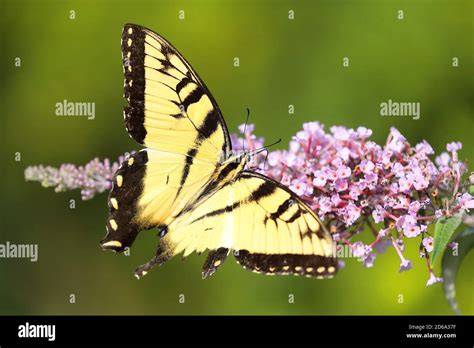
(100, 23, 338, 279)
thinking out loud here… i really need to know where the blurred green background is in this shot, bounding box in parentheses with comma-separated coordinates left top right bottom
(1, 0, 473, 315)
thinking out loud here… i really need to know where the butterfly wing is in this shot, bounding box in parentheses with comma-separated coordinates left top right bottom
(143, 171, 337, 279)
(101, 24, 231, 251)
(121, 23, 231, 155)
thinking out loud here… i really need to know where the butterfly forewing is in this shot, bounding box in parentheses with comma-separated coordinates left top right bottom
(101, 23, 232, 250)
(121, 23, 231, 158)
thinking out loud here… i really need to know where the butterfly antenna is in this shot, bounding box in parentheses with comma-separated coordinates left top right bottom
(242, 108, 250, 152)
(247, 138, 280, 171)
(252, 138, 282, 156)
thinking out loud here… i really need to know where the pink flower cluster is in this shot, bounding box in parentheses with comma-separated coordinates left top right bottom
(25, 155, 128, 200)
(233, 122, 472, 286)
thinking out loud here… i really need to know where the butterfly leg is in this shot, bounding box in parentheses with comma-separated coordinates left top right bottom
(201, 248, 229, 279)
(134, 246, 172, 279)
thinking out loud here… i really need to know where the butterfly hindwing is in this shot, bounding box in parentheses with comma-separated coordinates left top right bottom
(233, 172, 338, 278)
(101, 150, 149, 252)
(201, 247, 229, 279)
(155, 171, 337, 278)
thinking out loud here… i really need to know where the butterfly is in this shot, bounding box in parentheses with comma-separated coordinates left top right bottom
(100, 23, 338, 280)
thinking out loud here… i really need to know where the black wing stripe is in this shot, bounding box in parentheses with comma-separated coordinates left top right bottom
(153, 67, 179, 80)
(174, 147, 198, 199)
(196, 109, 221, 142)
(191, 201, 241, 224)
(270, 199, 293, 220)
(181, 86, 205, 110)
(188, 180, 279, 224)
(159, 57, 187, 77)
(198, 161, 239, 197)
(286, 209, 302, 223)
(250, 180, 277, 201)
(173, 108, 222, 200)
(182, 161, 240, 216)
(176, 76, 193, 94)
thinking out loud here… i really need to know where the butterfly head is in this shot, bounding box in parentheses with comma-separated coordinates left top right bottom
(238, 150, 259, 171)
(243, 151, 253, 164)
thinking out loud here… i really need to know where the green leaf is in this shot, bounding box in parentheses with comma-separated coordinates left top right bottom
(442, 227, 474, 315)
(432, 215, 462, 264)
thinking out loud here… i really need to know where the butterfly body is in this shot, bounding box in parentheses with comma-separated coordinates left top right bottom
(100, 24, 338, 279)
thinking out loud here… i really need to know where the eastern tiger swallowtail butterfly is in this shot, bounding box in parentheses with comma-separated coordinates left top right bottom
(100, 23, 338, 279)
